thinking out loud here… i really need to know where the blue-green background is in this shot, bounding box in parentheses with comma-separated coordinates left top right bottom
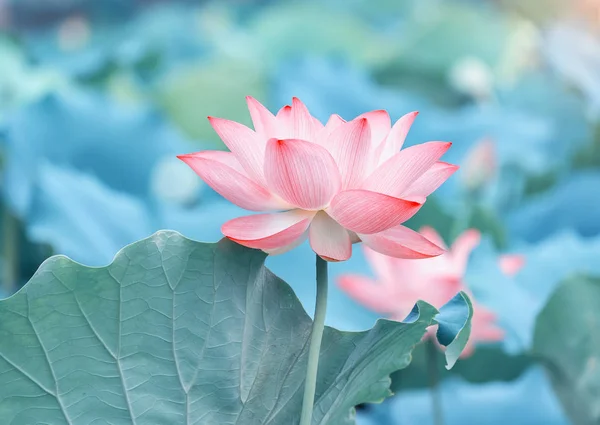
(1, 0, 598, 424)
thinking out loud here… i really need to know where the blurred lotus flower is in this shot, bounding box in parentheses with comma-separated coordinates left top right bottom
(498, 254, 526, 277)
(179, 97, 458, 261)
(459, 138, 497, 193)
(57, 15, 91, 52)
(338, 227, 503, 356)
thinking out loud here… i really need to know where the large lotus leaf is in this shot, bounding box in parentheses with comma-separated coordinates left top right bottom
(0, 231, 471, 425)
(533, 275, 600, 425)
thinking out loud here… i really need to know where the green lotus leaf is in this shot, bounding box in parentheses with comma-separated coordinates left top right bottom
(0, 231, 471, 424)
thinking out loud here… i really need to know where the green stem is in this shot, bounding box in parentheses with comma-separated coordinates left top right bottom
(299, 255, 328, 425)
(427, 341, 444, 425)
(2, 207, 18, 296)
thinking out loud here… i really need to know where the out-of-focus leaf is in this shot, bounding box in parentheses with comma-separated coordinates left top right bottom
(496, 0, 567, 23)
(157, 59, 266, 145)
(0, 232, 472, 425)
(248, 2, 392, 67)
(533, 275, 600, 425)
(508, 172, 600, 243)
(391, 343, 534, 393)
(272, 58, 430, 124)
(0, 39, 66, 123)
(469, 233, 600, 353)
(2, 91, 190, 217)
(27, 164, 153, 266)
(359, 367, 569, 425)
(380, 2, 509, 79)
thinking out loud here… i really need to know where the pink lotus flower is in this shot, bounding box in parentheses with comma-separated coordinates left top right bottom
(178, 97, 458, 261)
(498, 254, 526, 277)
(338, 227, 504, 357)
(460, 138, 496, 192)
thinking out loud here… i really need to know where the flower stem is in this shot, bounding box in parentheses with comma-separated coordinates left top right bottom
(427, 340, 444, 425)
(299, 255, 328, 425)
(2, 206, 18, 296)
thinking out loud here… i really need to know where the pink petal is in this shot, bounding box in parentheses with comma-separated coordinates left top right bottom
(362, 141, 452, 198)
(264, 138, 341, 210)
(177, 151, 285, 211)
(292, 97, 316, 140)
(222, 210, 315, 251)
(450, 229, 481, 274)
(469, 303, 505, 350)
(419, 226, 448, 250)
(356, 110, 391, 147)
(376, 111, 419, 164)
(315, 114, 347, 147)
(208, 117, 267, 186)
(329, 189, 423, 234)
(325, 114, 346, 131)
(327, 118, 372, 189)
(461, 138, 497, 190)
(360, 225, 446, 259)
(277, 105, 292, 119)
(402, 161, 459, 198)
(276, 105, 293, 136)
(337, 275, 399, 313)
(264, 231, 309, 255)
(363, 245, 397, 283)
(498, 254, 526, 277)
(246, 96, 278, 136)
(309, 211, 352, 261)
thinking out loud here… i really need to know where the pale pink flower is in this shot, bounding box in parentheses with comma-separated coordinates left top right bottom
(178, 97, 458, 261)
(460, 138, 496, 192)
(498, 254, 526, 277)
(338, 227, 504, 357)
